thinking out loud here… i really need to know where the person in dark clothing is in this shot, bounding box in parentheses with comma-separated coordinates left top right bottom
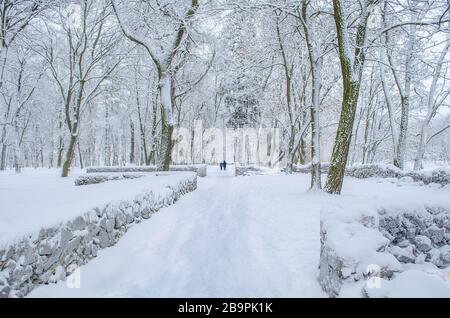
(223, 160, 227, 170)
(220, 162, 223, 170)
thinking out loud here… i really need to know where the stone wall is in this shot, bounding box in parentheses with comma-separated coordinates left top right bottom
(86, 164, 208, 178)
(235, 165, 276, 176)
(379, 208, 450, 268)
(235, 165, 264, 176)
(319, 206, 450, 297)
(291, 163, 450, 186)
(346, 165, 450, 186)
(290, 163, 330, 174)
(0, 173, 197, 298)
(319, 227, 344, 298)
(74, 173, 145, 186)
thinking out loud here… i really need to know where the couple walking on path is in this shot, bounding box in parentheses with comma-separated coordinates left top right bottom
(219, 161, 227, 171)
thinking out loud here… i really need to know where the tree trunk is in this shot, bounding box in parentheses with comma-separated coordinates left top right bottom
(394, 96, 410, 169)
(325, 0, 371, 194)
(157, 73, 174, 171)
(300, 1, 322, 190)
(310, 101, 321, 189)
(13, 128, 22, 173)
(326, 81, 361, 194)
(0, 143, 7, 170)
(393, 24, 417, 169)
(130, 119, 135, 164)
(298, 137, 306, 165)
(77, 140, 84, 169)
(147, 93, 159, 165)
(61, 132, 77, 177)
(309, 61, 322, 190)
(159, 110, 173, 171)
(57, 136, 64, 168)
(0, 119, 8, 170)
(104, 103, 111, 166)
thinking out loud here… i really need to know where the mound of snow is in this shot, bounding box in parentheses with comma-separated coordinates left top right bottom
(365, 270, 450, 298)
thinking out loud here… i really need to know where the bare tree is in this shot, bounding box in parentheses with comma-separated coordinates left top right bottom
(42, 0, 121, 177)
(111, 0, 199, 171)
(0, 0, 44, 170)
(414, 29, 450, 169)
(325, 0, 375, 194)
(299, 0, 324, 190)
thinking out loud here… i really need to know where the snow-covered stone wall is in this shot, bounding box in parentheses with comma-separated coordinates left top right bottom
(74, 173, 145, 186)
(290, 162, 330, 174)
(319, 206, 450, 297)
(235, 165, 275, 176)
(86, 164, 207, 177)
(0, 173, 197, 298)
(346, 165, 450, 186)
(291, 163, 450, 186)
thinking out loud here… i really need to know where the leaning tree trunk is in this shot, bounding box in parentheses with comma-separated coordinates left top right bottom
(61, 131, 77, 177)
(326, 81, 362, 194)
(77, 140, 84, 169)
(325, 0, 372, 194)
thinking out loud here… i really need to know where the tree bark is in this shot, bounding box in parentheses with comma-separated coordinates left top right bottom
(325, 0, 372, 194)
(300, 0, 322, 190)
(158, 73, 174, 171)
(130, 119, 135, 164)
(61, 132, 77, 177)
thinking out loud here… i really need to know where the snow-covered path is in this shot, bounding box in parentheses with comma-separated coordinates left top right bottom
(29, 166, 326, 297)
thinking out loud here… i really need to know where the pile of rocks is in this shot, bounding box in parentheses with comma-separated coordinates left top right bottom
(380, 208, 450, 268)
(0, 173, 197, 298)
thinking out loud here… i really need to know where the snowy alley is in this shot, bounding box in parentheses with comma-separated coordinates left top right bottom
(27, 166, 326, 298)
(1, 0, 450, 300)
(17, 165, 449, 298)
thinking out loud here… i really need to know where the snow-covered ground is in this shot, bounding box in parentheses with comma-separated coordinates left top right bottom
(2, 166, 449, 297)
(0, 168, 194, 246)
(28, 166, 326, 297)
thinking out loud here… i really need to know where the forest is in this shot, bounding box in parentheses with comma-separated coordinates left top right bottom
(1, 0, 450, 300)
(0, 0, 449, 195)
